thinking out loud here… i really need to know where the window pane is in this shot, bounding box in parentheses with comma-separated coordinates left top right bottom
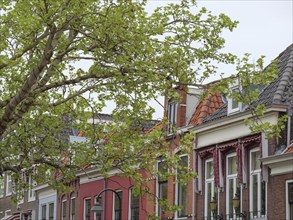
(158, 161, 167, 181)
(41, 205, 46, 220)
(207, 182, 212, 218)
(206, 161, 214, 179)
(130, 189, 139, 220)
(49, 203, 54, 220)
(114, 191, 122, 220)
(178, 183, 187, 217)
(228, 156, 237, 175)
(85, 198, 91, 220)
(252, 175, 258, 214)
(158, 182, 167, 216)
(228, 179, 234, 216)
(71, 198, 75, 220)
(62, 200, 66, 220)
(251, 151, 260, 171)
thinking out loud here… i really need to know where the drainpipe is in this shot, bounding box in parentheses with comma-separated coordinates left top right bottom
(287, 107, 292, 146)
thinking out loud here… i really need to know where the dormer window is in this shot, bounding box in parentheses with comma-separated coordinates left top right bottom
(228, 81, 242, 115)
(168, 101, 177, 134)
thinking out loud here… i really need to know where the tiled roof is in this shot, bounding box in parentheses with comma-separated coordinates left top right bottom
(189, 91, 223, 125)
(203, 43, 293, 123)
(284, 143, 293, 153)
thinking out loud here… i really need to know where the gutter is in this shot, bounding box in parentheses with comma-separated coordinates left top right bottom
(189, 105, 287, 134)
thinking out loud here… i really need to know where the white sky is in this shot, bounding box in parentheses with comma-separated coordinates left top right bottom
(102, 0, 293, 119)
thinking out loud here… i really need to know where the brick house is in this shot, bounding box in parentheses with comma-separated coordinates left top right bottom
(190, 43, 293, 220)
(0, 173, 37, 220)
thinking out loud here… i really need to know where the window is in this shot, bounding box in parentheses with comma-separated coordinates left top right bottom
(168, 101, 177, 134)
(84, 198, 91, 220)
(113, 191, 122, 220)
(205, 159, 218, 218)
(226, 153, 240, 219)
(129, 188, 139, 220)
(157, 161, 168, 218)
(62, 200, 67, 220)
(176, 155, 188, 218)
(228, 80, 242, 115)
(0, 212, 4, 219)
(249, 149, 266, 219)
(70, 197, 76, 220)
(5, 210, 11, 217)
(94, 196, 102, 220)
(49, 203, 54, 220)
(6, 173, 12, 196)
(0, 177, 4, 198)
(28, 174, 35, 201)
(286, 180, 293, 220)
(41, 205, 47, 220)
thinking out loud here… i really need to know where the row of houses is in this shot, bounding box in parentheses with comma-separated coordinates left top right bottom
(0, 44, 292, 220)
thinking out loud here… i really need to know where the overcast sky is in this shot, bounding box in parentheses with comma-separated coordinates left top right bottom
(144, 0, 293, 119)
(102, 0, 293, 119)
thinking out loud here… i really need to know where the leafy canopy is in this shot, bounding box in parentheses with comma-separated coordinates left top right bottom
(0, 0, 279, 202)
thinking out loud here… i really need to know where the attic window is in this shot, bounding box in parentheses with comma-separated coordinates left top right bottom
(228, 80, 242, 115)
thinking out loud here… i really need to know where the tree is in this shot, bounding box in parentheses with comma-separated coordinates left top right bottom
(0, 0, 279, 197)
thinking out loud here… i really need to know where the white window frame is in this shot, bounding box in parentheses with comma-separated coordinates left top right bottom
(204, 158, 217, 219)
(249, 148, 267, 219)
(5, 210, 11, 216)
(62, 199, 67, 220)
(70, 197, 76, 220)
(48, 202, 54, 220)
(128, 188, 139, 220)
(41, 204, 47, 220)
(156, 160, 168, 218)
(226, 153, 241, 219)
(228, 80, 242, 115)
(84, 197, 91, 220)
(175, 154, 189, 219)
(286, 179, 293, 220)
(28, 174, 36, 201)
(0, 177, 4, 198)
(5, 173, 12, 196)
(167, 101, 177, 134)
(112, 190, 122, 220)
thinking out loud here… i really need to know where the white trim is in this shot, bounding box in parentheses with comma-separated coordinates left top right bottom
(5, 210, 11, 216)
(228, 83, 242, 115)
(249, 148, 267, 219)
(70, 197, 76, 220)
(204, 158, 216, 218)
(286, 180, 293, 220)
(28, 174, 36, 202)
(226, 153, 238, 219)
(5, 173, 12, 196)
(84, 197, 91, 220)
(61, 199, 67, 220)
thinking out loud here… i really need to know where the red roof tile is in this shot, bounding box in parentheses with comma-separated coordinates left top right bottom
(189, 91, 223, 125)
(284, 143, 293, 153)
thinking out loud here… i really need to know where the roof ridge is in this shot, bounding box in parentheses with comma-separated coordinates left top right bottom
(272, 44, 293, 105)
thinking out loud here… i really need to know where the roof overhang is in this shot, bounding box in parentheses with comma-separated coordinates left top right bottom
(190, 105, 287, 134)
